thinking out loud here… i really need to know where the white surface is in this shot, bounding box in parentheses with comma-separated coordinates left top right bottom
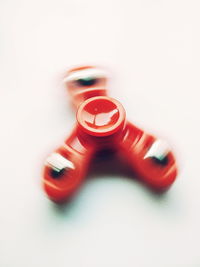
(0, 0, 200, 266)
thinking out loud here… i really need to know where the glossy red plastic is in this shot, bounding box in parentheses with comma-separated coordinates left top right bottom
(42, 66, 178, 202)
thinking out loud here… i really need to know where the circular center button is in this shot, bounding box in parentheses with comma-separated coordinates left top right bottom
(77, 96, 126, 136)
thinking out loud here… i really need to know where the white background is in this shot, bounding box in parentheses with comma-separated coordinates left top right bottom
(0, 0, 200, 266)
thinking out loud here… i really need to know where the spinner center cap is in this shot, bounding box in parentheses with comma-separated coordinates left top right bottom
(77, 96, 126, 137)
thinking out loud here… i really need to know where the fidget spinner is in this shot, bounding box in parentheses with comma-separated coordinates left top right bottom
(42, 66, 178, 202)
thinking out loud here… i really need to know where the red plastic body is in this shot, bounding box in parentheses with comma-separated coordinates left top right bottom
(42, 66, 178, 202)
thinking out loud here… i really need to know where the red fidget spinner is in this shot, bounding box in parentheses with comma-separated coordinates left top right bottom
(42, 66, 178, 202)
